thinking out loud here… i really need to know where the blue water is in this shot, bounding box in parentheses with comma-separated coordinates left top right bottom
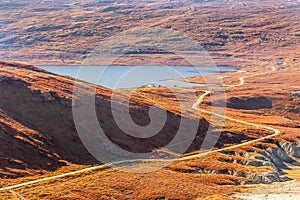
(39, 66, 235, 89)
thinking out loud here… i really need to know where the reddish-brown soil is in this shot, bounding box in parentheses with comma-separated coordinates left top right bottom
(0, 0, 299, 199)
(0, 58, 298, 199)
(0, 61, 212, 178)
(0, 0, 299, 66)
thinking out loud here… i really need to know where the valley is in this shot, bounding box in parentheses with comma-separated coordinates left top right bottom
(0, 0, 299, 199)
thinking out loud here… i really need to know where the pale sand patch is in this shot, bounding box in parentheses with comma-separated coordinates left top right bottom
(233, 167, 300, 200)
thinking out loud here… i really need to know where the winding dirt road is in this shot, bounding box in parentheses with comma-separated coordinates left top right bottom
(0, 76, 281, 194)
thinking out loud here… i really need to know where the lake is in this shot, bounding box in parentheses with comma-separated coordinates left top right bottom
(39, 66, 235, 89)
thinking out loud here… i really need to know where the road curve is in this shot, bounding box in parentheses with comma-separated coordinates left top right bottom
(223, 77, 245, 88)
(0, 77, 281, 192)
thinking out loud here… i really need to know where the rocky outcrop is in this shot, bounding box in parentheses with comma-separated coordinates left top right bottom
(290, 91, 300, 98)
(280, 142, 300, 158)
(240, 142, 300, 184)
(59, 98, 73, 107)
(39, 91, 73, 107)
(244, 172, 280, 184)
(188, 142, 300, 185)
(40, 92, 56, 101)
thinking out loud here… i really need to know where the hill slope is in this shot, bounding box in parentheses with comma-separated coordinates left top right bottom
(0, 61, 210, 178)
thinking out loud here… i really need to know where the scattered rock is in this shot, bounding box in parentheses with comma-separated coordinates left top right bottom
(40, 92, 56, 101)
(49, 91, 59, 98)
(32, 89, 41, 95)
(0, 75, 14, 82)
(0, 76, 31, 86)
(290, 91, 300, 98)
(274, 61, 283, 65)
(59, 98, 74, 107)
(39, 91, 74, 107)
(282, 116, 292, 120)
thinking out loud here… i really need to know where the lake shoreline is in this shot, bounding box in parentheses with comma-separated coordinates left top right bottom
(39, 65, 235, 89)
